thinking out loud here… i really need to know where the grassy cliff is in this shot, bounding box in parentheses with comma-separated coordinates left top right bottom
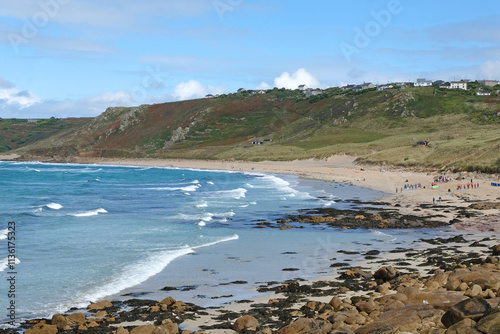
(5, 85, 500, 172)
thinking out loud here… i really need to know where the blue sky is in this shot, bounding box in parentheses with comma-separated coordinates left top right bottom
(1, 0, 499, 118)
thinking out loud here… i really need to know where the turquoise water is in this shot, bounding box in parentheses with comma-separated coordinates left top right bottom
(0, 161, 450, 326)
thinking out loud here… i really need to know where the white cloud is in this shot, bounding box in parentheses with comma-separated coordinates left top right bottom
(479, 60, 500, 80)
(257, 81, 271, 90)
(273, 68, 320, 89)
(0, 87, 41, 110)
(172, 80, 225, 101)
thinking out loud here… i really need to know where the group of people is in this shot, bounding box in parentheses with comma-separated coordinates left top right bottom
(456, 183, 480, 190)
(396, 181, 423, 193)
(434, 175, 453, 183)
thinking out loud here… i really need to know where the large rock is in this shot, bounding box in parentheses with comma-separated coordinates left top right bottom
(445, 318, 481, 334)
(130, 325, 156, 334)
(66, 313, 87, 325)
(477, 309, 500, 333)
(116, 327, 129, 334)
(441, 296, 491, 328)
(159, 297, 176, 307)
(87, 300, 113, 310)
(277, 318, 332, 334)
(491, 244, 500, 256)
(373, 266, 399, 282)
(357, 304, 444, 333)
(25, 321, 58, 334)
(51, 314, 70, 330)
(232, 315, 260, 333)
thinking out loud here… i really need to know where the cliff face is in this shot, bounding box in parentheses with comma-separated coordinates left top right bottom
(9, 87, 500, 171)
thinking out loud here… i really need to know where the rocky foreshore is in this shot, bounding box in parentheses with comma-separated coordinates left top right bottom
(4, 233, 500, 334)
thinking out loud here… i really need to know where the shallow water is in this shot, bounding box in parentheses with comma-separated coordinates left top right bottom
(0, 161, 465, 326)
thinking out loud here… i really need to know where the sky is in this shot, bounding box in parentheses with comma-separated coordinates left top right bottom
(0, 0, 499, 118)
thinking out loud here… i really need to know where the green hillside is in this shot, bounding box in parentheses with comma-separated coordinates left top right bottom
(0, 117, 91, 153)
(5, 84, 500, 172)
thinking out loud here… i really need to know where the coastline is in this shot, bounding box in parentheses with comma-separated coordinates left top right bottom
(2, 154, 500, 333)
(3, 153, 498, 232)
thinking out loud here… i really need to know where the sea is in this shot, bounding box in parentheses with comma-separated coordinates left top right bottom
(0, 161, 463, 327)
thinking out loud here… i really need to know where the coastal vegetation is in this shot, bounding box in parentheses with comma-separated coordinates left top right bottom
(3, 85, 500, 172)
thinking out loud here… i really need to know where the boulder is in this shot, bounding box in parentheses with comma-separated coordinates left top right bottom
(464, 284, 483, 297)
(25, 321, 58, 334)
(87, 300, 113, 310)
(159, 297, 176, 307)
(358, 304, 443, 333)
(51, 314, 70, 330)
(355, 299, 376, 313)
(373, 266, 399, 282)
(66, 313, 87, 325)
(445, 318, 481, 334)
(477, 309, 500, 333)
(116, 327, 129, 334)
(277, 318, 332, 334)
(491, 244, 500, 256)
(232, 315, 260, 333)
(160, 322, 179, 334)
(94, 310, 108, 318)
(329, 296, 343, 309)
(331, 326, 355, 334)
(441, 296, 491, 328)
(130, 325, 157, 334)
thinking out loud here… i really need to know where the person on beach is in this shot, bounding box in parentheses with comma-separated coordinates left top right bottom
(433, 197, 435, 204)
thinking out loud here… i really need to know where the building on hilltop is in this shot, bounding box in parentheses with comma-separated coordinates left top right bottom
(450, 80, 468, 90)
(476, 91, 491, 96)
(415, 78, 433, 87)
(478, 80, 499, 87)
(377, 85, 393, 91)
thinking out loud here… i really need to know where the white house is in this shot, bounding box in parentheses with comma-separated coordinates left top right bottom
(377, 85, 393, 91)
(477, 91, 491, 96)
(450, 80, 468, 90)
(415, 78, 432, 87)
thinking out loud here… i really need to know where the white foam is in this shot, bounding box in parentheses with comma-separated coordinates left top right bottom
(212, 188, 247, 199)
(72, 208, 108, 217)
(151, 185, 199, 192)
(179, 212, 214, 222)
(322, 200, 336, 207)
(46, 203, 63, 210)
(197, 221, 206, 227)
(259, 174, 314, 199)
(0, 228, 8, 241)
(77, 247, 194, 305)
(192, 234, 239, 249)
(77, 234, 239, 305)
(370, 230, 397, 242)
(0, 257, 20, 272)
(207, 181, 214, 185)
(196, 202, 208, 208)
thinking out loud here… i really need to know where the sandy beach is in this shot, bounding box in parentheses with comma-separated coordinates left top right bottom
(2, 154, 500, 333)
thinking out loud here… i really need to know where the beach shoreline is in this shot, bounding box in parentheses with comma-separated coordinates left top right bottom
(2, 154, 500, 333)
(3, 153, 499, 232)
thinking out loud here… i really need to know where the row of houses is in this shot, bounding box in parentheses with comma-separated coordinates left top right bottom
(212, 78, 500, 99)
